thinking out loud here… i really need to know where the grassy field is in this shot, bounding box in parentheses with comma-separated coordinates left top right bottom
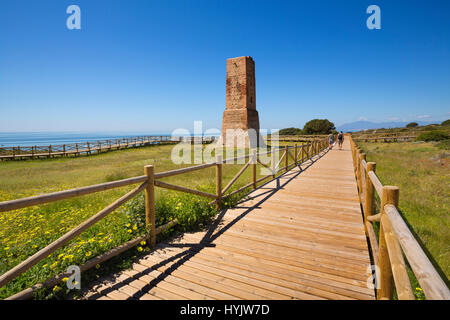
(357, 141, 449, 291)
(0, 142, 292, 299)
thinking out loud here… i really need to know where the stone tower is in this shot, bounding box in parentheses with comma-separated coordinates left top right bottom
(218, 56, 265, 148)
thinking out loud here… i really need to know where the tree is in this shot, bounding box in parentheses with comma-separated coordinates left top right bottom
(303, 119, 335, 135)
(406, 122, 418, 128)
(442, 119, 450, 126)
(278, 127, 303, 135)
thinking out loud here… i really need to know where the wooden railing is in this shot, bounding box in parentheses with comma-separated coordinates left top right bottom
(349, 136, 450, 300)
(266, 134, 327, 142)
(0, 139, 328, 299)
(0, 135, 215, 161)
(351, 135, 416, 143)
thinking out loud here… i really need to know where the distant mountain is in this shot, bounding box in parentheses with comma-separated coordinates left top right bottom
(336, 120, 436, 132)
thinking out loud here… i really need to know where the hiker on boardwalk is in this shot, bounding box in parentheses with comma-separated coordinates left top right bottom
(337, 131, 344, 149)
(328, 133, 334, 149)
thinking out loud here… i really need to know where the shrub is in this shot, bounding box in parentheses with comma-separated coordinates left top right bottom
(278, 127, 303, 135)
(406, 122, 418, 128)
(415, 131, 449, 142)
(122, 191, 217, 234)
(436, 139, 450, 150)
(122, 183, 249, 235)
(303, 119, 335, 135)
(441, 119, 450, 126)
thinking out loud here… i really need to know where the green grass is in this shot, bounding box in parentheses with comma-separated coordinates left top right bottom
(0, 143, 289, 299)
(357, 141, 450, 297)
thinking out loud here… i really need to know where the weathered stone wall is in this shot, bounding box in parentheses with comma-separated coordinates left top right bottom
(225, 56, 256, 111)
(220, 56, 264, 148)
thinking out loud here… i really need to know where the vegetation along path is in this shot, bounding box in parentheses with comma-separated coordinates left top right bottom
(81, 140, 375, 300)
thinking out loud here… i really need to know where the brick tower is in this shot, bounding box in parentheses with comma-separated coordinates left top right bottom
(218, 56, 265, 148)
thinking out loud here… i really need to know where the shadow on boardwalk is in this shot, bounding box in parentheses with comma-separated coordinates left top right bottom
(82, 149, 331, 300)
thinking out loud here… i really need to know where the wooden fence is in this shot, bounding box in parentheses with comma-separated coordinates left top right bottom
(0, 139, 328, 299)
(351, 135, 416, 143)
(266, 135, 327, 142)
(349, 136, 450, 300)
(0, 135, 215, 161)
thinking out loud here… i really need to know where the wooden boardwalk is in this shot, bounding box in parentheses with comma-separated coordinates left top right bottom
(81, 140, 375, 300)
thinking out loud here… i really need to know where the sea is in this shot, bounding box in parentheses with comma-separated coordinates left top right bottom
(0, 132, 205, 147)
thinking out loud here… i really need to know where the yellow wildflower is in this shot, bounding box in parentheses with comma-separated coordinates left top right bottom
(137, 247, 143, 252)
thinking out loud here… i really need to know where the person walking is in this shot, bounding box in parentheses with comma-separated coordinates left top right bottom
(337, 131, 344, 150)
(328, 133, 334, 149)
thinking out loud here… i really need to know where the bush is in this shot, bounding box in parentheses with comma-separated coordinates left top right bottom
(278, 127, 303, 135)
(441, 119, 450, 126)
(303, 119, 335, 135)
(406, 122, 418, 128)
(415, 131, 449, 142)
(123, 191, 217, 234)
(436, 139, 450, 150)
(122, 183, 250, 235)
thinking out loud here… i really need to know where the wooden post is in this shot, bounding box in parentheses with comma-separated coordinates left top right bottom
(352, 143, 357, 171)
(144, 165, 156, 246)
(378, 186, 399, 300)
(271, 148, 276, 178)
(87, 142, 91, 154)
(252, 149, 257, 189)
(294, 144, 298, 165)
(301, 143, 304, 163)
(364, 162, 376, 221)
(359, 153, 366, 201)
(284, 146, 288, 172)
(216, 155, 222, 209)
(355, 149, 361, 191)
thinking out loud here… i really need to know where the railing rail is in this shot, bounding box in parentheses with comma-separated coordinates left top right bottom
(0, 135, 215, 160)
(0, 138, 329, 299)
(349, 136, 450, 300)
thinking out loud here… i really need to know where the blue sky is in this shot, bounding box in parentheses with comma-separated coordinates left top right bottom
(0, 0, 449, 133)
